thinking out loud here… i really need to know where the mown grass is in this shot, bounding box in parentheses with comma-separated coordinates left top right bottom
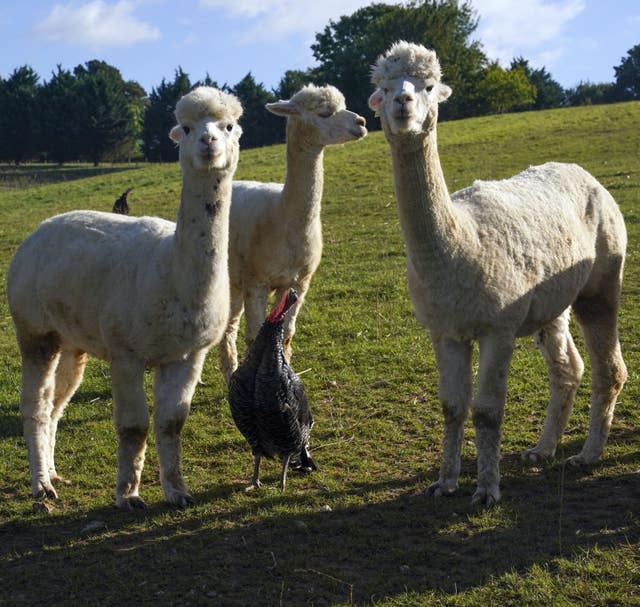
(0, 101, 639, 606)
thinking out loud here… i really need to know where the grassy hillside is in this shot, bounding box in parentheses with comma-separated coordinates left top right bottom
(0, 101, 638, 606)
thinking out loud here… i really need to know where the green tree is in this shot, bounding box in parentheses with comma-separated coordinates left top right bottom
(38, 66, 83, 164)
(274, 69, 318, 100)
(476, 63, 537, 114)
(73, 60, 138, 165)
(142, 67, 192, 162)
(0, 66, 40, 164)
(231, 72, 282, 148)
(310, 1, 487, 123)
(565, 81, 616, 106)
(510, 57, 565, 109)
(613, 43, 640, 100)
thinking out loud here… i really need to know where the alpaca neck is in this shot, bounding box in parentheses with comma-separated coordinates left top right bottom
(280, 120, 324, 231)
(172, 168, 231, 304)
(389, 128, 471, 274)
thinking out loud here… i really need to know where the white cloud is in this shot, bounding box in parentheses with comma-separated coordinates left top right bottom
(33, 1, 161, 48)
(198, 0, 396, 42)
(471, 0, 585, 67)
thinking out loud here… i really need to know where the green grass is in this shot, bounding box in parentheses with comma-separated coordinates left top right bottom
(0, 101, 639, 606)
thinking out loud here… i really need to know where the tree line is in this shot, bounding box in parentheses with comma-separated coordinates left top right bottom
(1, 0, 638, 165)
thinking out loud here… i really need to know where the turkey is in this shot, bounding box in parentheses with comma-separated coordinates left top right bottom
(112, 187, 134, 214)
(229, 289, 317, 491)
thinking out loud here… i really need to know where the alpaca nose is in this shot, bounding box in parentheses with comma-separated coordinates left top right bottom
(395, 81, 416, 105)
(357, 116, 366, 127)
(200, 127, 219, 144)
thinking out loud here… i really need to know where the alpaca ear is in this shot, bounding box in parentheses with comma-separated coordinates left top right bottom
(368, 89, 384, 115)
(266, 101, 300, 116)
(437, 83, 452, 102)
(169, 125, 183, 143)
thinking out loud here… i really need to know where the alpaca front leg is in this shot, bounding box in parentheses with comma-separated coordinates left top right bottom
(471, 335, 514, 506)
(112, 358, 149, 510)
(220, 285, 245, 384)
(524, 312, 584, 463)
(279, 274, 312, 362)
(20, 352, 60, 500)
(154, 350, 206, 507)
(243, 286, 269, 347)
(427, 337, 472, 498)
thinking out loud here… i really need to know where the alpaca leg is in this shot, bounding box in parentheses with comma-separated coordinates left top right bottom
(154, 349, 206, 507)
(280, 453, 293, 492)
(472, 334, 515, 506)
(220, 285, 245, 384)
(112, 357, 149, 509)
(18, 333, 61, 499)
(245, 454, 262, 492)
(243, 285, 268, 348)
(570, 295, 627, 464)
(426, 337, 472, 498)
(279, 274, 313, 362)
(49, 348, 87, 484)
(523, 310, 584, 463)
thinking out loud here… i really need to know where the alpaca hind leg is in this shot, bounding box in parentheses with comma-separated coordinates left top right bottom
(49, 348, 87, 484)
(245, 454, 262, 492)
(112, 357, 149, 509)
(426, 337, 472, 498)
(571, 295, 627, 465)
(154, 349, 206, 507)
(18, 333, 61, 499)
(471, 334, 515, 506)
(523, 310, 584, 463)
(220, 285, 245, 384)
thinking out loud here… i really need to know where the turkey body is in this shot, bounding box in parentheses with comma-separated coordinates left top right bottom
(228, 289, 317, 490)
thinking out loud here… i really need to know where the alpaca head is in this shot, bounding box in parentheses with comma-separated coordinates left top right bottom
(169, 86, 243, 173)
(266, 84, 367, 147)
(368, 41, 451, 137)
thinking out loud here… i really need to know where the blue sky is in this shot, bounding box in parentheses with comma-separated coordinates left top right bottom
(1, 1, 638, 95)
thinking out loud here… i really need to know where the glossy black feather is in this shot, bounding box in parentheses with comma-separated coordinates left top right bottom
(228, 290, 316, 488)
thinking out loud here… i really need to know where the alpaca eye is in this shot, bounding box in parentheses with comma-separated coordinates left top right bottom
(383, 88, 389, 94)
(318, 111, 333, 118)
(426, 85, 434, 93)
(226, 123, 234, 132)
(182, 125, 191, 135)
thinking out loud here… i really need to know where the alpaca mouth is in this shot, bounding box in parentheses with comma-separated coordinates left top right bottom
(350, 126, 368, 139)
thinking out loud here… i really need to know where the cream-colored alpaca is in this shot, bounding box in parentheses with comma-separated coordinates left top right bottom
(369, 42, 627, 505)
(8, 87, 243, 509)
(219, 85, 367, 382)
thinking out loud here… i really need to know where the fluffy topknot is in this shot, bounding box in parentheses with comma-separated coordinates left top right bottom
(371, 41, 442, 86)
(175, 86, 243, 125)
(290, 84, 346, 114)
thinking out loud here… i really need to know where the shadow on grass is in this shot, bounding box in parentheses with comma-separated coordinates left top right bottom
(0, 164, 142, 188)
(1, 433, 638, 606)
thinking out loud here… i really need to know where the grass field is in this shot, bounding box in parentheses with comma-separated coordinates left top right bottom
(0, 101, 639, 606)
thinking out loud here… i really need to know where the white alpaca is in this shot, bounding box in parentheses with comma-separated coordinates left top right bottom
(368, 42, 627, 505)
(219, 84, 367, 383)
(7, 86, 243, 509)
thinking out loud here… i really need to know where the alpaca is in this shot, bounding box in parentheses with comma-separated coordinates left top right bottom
(219, 84, 367, 383)
(7, 86, 243, 509)
(368, 41, 627, 505)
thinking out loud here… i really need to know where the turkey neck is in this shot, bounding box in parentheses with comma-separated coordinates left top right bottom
(171, 167, 232, 304)
(388, 127, 475, 278)
(280, 119, 324, 236)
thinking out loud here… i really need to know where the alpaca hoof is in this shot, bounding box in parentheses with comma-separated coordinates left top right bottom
(50, 472, 72, 486)
(566, 451, 599, 467)
(167, 491, 195, 508)
(118, 496, 148, 510)
(471, 485, 500, 507)
(521, 447, 553, 465)
(425, 478, 458, 498)
(34, 482, 58, 501)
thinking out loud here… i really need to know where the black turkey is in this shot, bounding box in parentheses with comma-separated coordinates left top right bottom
(229, 289, 317, 491)
(112, 187, 134, 214)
